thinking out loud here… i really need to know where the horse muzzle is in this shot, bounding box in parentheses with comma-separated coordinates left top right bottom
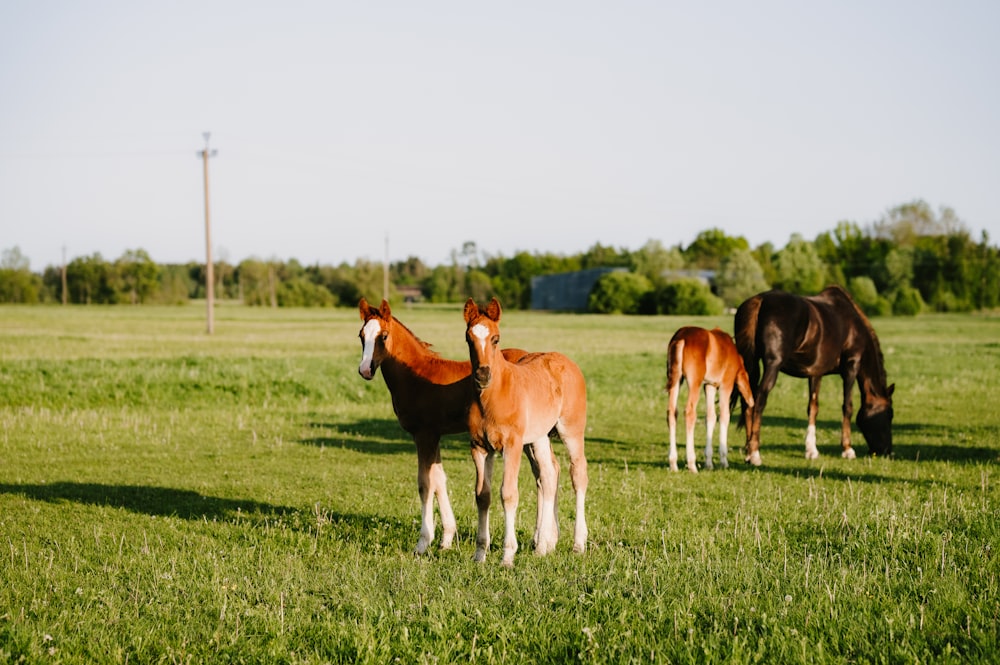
(474, 366, 492, 390)
(359, 362, 376, 380)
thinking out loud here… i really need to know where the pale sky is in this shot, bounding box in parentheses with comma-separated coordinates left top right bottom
(2, 1, 998, 271)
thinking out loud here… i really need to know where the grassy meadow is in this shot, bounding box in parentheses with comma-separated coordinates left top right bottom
(1, 303, 999, 663)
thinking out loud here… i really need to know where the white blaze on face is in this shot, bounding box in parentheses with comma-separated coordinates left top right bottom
(471, 323, 490, 357)
(359, 319, 381, 379)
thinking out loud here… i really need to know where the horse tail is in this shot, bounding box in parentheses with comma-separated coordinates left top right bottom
(733, 295, 763, 429)
(665, 333, 685, 393)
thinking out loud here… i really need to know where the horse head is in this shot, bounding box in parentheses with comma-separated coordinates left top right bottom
(358, 297, 393, 380)
(857, 383, 895, 456)
(463, 297, 503, 390)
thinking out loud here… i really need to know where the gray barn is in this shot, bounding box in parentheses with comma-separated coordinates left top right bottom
(530, 268, 625, 311)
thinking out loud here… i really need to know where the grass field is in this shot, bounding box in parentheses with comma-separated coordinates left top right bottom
(1, 304, 998, 663)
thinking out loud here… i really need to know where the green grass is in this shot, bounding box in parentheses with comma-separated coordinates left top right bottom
(1, 304, 999, 663)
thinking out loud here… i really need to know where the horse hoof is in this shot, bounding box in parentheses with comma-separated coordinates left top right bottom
(414, 538, 430, 556)
(669, 461, 679, 472)
(704, 461, 714, 470)
(842, 448, 857, 460)
(805, 449, 820, 460)
(687, 465, 699, 474)
(473, 548, 487, 563)
(746, 451, 762, 466)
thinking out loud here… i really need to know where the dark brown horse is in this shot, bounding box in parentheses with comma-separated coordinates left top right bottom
(734, 286, 894, 465)
(358, 298, 553, 555)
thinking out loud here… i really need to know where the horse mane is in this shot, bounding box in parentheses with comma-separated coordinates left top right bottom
(390, 316, 442, 359)
(825, 284, 889, 390)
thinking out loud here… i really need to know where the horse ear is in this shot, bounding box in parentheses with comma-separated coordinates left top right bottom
(379, 299, 391, 319)
(463, 298, 479, 324)
(887, 383, 895, 398)
(358, 297, 369, 320)
(486, 297, 502, 322)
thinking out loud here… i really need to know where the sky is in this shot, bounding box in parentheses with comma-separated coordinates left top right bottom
(2, 1, 998, 272)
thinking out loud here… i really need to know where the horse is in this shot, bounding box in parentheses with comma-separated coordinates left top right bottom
(734, 285, 895, 466)
(463, 297, 589, 567)
(358, 298, 556, 555)
(666, 326, 754, 472)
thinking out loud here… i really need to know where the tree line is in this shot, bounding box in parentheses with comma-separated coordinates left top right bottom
(2, 200, 998, 316)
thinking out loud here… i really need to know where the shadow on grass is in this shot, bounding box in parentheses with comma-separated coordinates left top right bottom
(0, 481, 296, 521)
(0, 481, 419, 547)
(583, 414, 997, 474)
(301, 418, 413, 454)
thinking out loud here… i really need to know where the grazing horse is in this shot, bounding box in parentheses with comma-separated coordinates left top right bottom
(734, 286, 894, 466)
(666, 326, 754, 472)
(358, 298, 553, 555)
(463, 297, 589, 567)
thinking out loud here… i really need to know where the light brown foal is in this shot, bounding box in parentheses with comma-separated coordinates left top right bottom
(464, 298, 589, 567)
(666, 326, 754, 472)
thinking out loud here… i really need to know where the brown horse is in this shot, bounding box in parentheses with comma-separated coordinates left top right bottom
(734, 286, 894, 466)
(666, 326, 754, 472)
(358, 298, 554, 555)
(463, 297, 589, 567)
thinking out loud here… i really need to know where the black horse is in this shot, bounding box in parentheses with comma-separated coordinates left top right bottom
(734, 285, 894, 465)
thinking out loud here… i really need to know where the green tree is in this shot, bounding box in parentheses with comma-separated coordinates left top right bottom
(156, 265, 194, 305)
(884, 246, 915, 292)
(277, 278, 335, 307)
(237, 259, 271, 306)
(581, 243, 630, 270)
(683, 228, 748, 270)
(115, 249, 160, 304)
(66, 253, 116, 304)
(630, 239, 685, 286)
(893, 285, 925, 316)
(773, 235, 826, 294)
(751, 242, 778, 285)
(971, 232, 1000, 309)
(0, 247, 42, 303)
(640, 278, 724, 315)
(587, 271, 651, 314)
(465, 269, 494, 303)
(714, 248, 770, 308)
(872, 200, 967, 248)
(848, 276, 892, 317)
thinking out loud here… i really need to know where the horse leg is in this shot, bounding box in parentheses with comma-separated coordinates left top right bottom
(746, 362, 780, 466)
(499, 442, 524, 567)
(667, 376, 682, 472)
(683, 372, 703, 473)
(703, 384, 718, 471)
(414, 437, 439, 555)
(527, 435, 558, 555)
(430, 445, 457, 549)
(557, 431, 588, 554)
(523, 440, 560, 550)
(840, 371, 858, 459)
(472, 445, 495, 563)
(805, 376, 822, 460)
(717, 384, 731, 469)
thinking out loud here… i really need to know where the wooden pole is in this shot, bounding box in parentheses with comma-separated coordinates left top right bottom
(61, 245, 68, 306)
(200, 133, 217, 334)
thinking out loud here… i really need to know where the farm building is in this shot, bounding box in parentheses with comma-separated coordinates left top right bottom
(530, 267, 625, 311)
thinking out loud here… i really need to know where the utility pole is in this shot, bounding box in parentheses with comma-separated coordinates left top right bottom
(198, 133, 218, 334)
(61, 245, 68, 305)
(383, 233, 389, 302)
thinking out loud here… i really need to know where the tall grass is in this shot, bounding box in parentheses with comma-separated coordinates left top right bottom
(1, 304, 998, 663)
